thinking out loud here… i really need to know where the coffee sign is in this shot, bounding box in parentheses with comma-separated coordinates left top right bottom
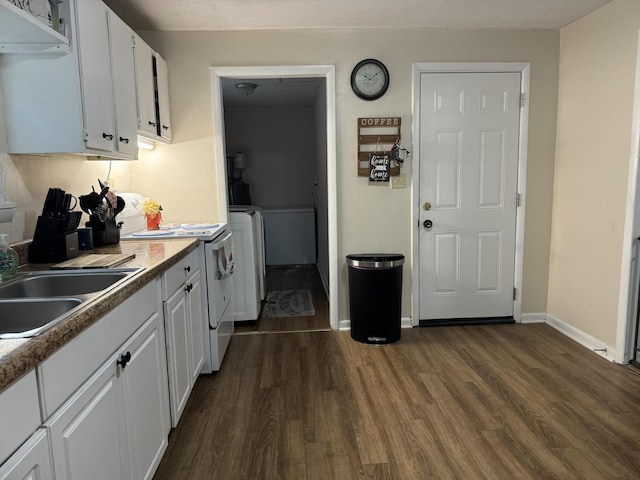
(369, 153, 391, 182)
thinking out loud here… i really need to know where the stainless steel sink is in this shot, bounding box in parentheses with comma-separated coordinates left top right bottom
(0, 268, 142, 339)
(0, 298, 83, 339)
(0, 272, 129, 298)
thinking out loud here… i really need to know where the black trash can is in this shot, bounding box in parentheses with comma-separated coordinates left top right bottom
(346, 254, 404, 345)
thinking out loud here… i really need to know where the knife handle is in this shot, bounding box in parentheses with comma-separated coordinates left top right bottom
(42, 188, 55, 216)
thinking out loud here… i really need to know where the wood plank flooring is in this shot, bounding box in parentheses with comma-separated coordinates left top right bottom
(154, 324, 640, 479)
(234, 265, 330, 334)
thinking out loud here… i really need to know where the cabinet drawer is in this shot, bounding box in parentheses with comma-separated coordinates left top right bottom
(0, 371, 40, 466)
(38, 280, 158, 419)
(162, 249, 199, 299)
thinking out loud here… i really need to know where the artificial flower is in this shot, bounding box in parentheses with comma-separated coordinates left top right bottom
(142, 198, 163, 216)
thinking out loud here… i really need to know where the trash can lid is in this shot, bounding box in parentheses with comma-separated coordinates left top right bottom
(346, 254, 405, 269)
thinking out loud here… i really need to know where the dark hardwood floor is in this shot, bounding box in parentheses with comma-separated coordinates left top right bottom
(154, 323, 640, 479)
(234, 265, 331, 335)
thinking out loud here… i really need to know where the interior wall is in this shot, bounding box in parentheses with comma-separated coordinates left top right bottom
(0, 27, 560, 323)
(140, 28, 559, 321)
(549, 0, 640, 348)
(224, 106, 316, 207)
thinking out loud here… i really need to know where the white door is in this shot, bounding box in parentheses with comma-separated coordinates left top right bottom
(121, 314, 170, 480)
(186, 270, 205, 384)
(76, 0, 115, 152)
(419, 72, 521, 321)
(108, 12, 138, 156)
(0, 429, 53, 480)
(163, 289, 191, 427)
(46, 360, 129, 480)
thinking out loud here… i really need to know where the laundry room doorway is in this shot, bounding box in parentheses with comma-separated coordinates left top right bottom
(209, 65, 338, 332)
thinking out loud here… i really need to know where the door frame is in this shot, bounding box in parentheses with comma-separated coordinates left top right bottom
(411, 63, 531, 325)
(209, 65, 339, 330)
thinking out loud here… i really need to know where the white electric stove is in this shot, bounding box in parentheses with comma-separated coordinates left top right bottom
(118, 194, 234, 373)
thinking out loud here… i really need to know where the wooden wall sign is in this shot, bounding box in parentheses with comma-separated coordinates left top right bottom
(357, 117, 401, 177)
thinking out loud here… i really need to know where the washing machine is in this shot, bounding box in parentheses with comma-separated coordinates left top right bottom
(229, 209, 262, 321)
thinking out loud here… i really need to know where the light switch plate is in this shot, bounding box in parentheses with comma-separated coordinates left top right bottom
(391, 173, 407, 189)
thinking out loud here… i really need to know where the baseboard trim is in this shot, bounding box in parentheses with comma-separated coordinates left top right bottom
(520, 313, 546, 324)
(545, 313, 616, 362)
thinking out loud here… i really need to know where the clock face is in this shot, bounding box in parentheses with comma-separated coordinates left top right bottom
(351, 59, 389, 100)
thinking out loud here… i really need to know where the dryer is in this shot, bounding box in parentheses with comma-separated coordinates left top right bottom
(229, 209, 261, 321)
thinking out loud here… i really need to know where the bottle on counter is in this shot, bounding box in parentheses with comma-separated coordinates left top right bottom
(0, 234, 18, 282)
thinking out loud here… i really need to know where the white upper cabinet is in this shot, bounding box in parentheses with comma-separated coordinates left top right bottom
(155, 55, 172, 141)
(0, 0, 138, 159)
(134, 35, 172, 143)
(134, 36, 157, 138)
(75, 0, 115, 152)
(108, 12, 138, 156)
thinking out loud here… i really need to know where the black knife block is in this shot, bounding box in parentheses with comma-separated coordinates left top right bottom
(87, 215, 120, 247)
(29, 216, 80, 263)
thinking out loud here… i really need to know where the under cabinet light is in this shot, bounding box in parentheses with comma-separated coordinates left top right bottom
(137, 137, 155, 150)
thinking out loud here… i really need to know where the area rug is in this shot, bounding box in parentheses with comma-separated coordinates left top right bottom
(262, 290, 316, 318)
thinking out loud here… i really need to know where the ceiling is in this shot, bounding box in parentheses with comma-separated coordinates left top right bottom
(102, 0, 613, 108)
(104, 0, 612, 32)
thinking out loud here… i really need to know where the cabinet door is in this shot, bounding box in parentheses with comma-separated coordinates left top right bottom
(108, 12, 138, 157)
(187, 270, 205, 383)
(75, 0, 115, 152)
(163, 288, 191, 427)
(155, 55, 172, 141)
(134, 36, 157, 137)
(46, 358, 129, 480)
(121, 313, 170, 480)
(0, 429, 53, 480)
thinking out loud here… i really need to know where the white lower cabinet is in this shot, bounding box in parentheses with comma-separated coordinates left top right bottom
(121, 314, 171, 480)
(39, 281, 170, 480)
(0, 429, 52, 480)
(46, 355, 129, 480)
(162, 248, 205, 427)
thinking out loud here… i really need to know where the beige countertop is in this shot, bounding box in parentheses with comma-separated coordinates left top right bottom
(0, 238, 199, 393)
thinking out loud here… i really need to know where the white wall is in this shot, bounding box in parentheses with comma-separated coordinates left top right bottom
(1, 27, 560, 323)
(224, 106, 316, 207)
(549, 0, 640, 349)
(141, 28, 560, 321)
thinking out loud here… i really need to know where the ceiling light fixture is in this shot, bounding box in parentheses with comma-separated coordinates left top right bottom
(235, 82, 258, 96)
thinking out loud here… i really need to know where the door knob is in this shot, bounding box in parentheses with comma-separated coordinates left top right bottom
(423, 202, 432, 211)
(423, 219, 433, 229)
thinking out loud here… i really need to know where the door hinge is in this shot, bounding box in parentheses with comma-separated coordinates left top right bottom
(516, 193, 522, 207)
(520, 92, 526, 108)
(513, 287, 518, 300)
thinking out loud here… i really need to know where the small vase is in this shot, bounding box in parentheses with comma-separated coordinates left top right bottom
(146, 213, 162, 230)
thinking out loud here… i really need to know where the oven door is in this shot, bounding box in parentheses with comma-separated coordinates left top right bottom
(205, 230, 234, 329)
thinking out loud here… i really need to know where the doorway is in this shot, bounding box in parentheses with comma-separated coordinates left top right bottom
(209, 65, 339, 331)
(411, 63, 530, 325)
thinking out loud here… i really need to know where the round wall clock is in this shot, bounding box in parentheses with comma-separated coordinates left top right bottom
(350, 58, 390, 101)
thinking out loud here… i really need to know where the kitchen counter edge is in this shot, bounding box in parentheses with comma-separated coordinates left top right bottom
(0, 238, 199, 393)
